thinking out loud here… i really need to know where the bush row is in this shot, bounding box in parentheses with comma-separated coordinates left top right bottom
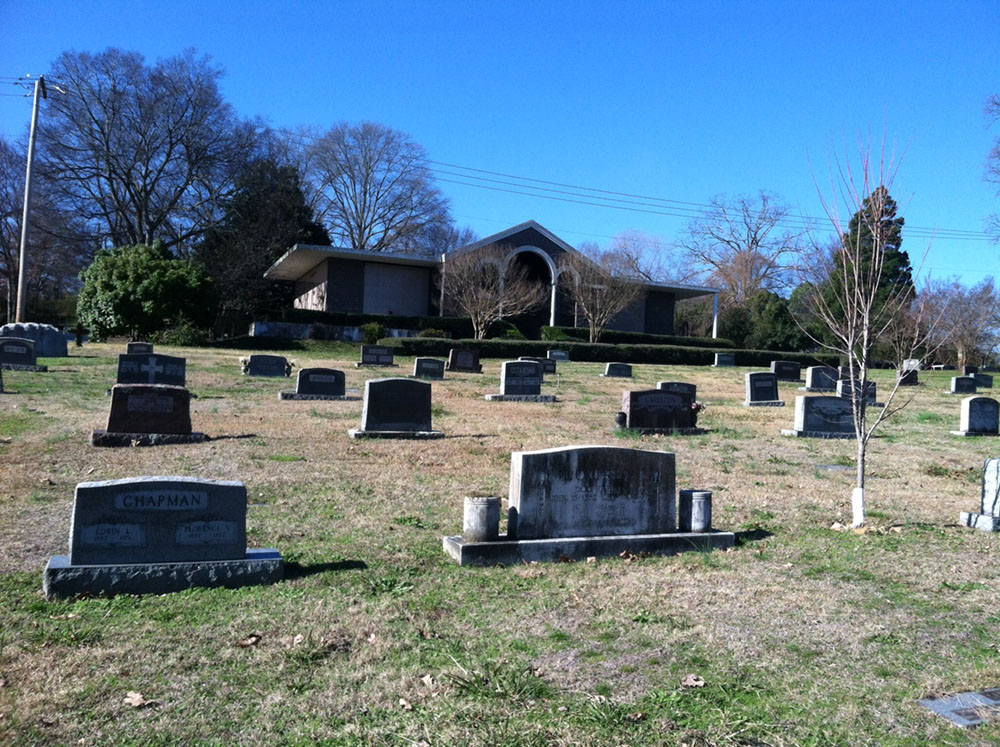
(541, 325, 734, 349)
(379, 337, 839, 367)
(280, 308, 477, 338)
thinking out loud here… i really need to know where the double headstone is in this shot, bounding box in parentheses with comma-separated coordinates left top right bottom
(803, 366, 839, 392)
(960, 459, 1000, 531)
(0, 337, 46, 372)
(770, 361, 802, 381)
(658, 381, 697, 400)
(43, 476, 283, 599)
(442, 445, 734, 565)
(782, 396, 856, 438)
(744, 372, 784, 406)
(950, 376, 978, 395)
(92, 384, 205, 446)
(279, 368, 352, 400)
(126, 341, 154, 355)
(357, 345, 396, 367)
(413, 357, 445, 380)
(619, 389, 698, 432)
(951, 396, 1000, 437)
(243, 354, 291, 377)
(117, 353, 186, 386)
(603, 362, 632, 378)
(348, 378, 443, 439)
(519, 356, 556, 375)
(446, 348, 482, 373)
(713, 353, 735, 367)
(0, 322, 67, 357)
(485, 360, 553, 402)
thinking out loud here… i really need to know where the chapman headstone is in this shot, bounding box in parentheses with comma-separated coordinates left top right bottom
(348, 378, 443, 438)
(620, 389, 698, 432)
(92, 384, 205, 446)
(803, 366, 839, 392)
(951, 396, 1000, 437)
(782, 396, 856, 438)
(243, 354, 291, 377)
(770, 360, 802, 381)
(0, 337, 46, 372)
(279, 368, 351, 400)
(713, 353, 735, 367)
(486, 360, 553, 402)
(413, 357, 445, 380)
(603, 362, 632, 378)
(657, 381, 697, 400)
(950, 376, 978, 395)
(117, 353, 186, 387)
(745, 372, 784, 406)
(442, 445, 734, 565)
(547, 350, 570, 361)
(357, 345, 396, 367)
(519, 356, 556, 374)
(43, 476, 283, 599)
(960, 459, 1000, 531)
(974, 373, 994, 389)
(127, 341, 154, 355)
(446, 348, 482, 373)
(0, 322, 67, 357)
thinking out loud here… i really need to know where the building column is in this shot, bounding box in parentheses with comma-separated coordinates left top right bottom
(711, 293, 719, 339)
(549, 281, 558, 327)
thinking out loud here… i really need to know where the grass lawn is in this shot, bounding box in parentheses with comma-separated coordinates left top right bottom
(1, 342, 999, 745)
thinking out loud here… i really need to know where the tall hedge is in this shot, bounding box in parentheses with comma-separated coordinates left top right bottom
(541, 326, 734, 349)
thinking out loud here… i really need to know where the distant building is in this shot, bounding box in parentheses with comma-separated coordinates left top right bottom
(264, 220, 720, 337)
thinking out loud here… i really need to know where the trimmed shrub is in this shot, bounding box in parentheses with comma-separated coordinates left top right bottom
(417, 328, 447, 338)
(541, 325, 735, 349)
(360, 322, 385, 344)
(279, 308, 475, 338)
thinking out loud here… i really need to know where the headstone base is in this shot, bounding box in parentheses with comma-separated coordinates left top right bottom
(485, 394, 557, 402)
(443, 530, 735, 566)
(278, 392, 359, 401)
(743, 401, 785, 407)
(355, 363, 398, 368)
(1, 363, 47, 372)
(960, 512, 1000, 531)
(780, 429, 856, 439)
(950, 430, 1000, 438)
(615, 426, 704, 436)
(90, 430, 207, 447)
(600, 374, 632, 378)
(43, 548, 283, 600)
(347, 429, 444, 440)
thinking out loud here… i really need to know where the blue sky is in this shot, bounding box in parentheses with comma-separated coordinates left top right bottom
(2, 0, 998, 288)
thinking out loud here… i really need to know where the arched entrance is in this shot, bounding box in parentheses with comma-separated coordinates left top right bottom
(504, 246, 557, 337)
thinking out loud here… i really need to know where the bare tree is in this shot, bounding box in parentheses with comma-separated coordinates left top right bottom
(37, 48, 252, 252)
(921, 277, 1000, 367)
(800, 138, 943, 527)
(559, 245, 646, 343)
(307, 122, 451, 256)
(678, 190, 804, 308)
(440, 244, 548, 339)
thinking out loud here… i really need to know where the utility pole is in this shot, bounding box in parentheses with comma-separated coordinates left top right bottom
(15, 74, 46, 323)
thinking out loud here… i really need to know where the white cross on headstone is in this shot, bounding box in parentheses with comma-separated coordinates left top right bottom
(141, 356, 164, 384)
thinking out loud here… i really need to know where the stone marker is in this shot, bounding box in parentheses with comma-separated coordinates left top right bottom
(446, 347, 482, 373)
(963, 365, 979, 376)
(782, 396, 856, 438)
(603, 362, 632, 378)
(43, 476, 283, 599)
(279, 368, 354, 400)
(0, 322, 67, 357)
(0, 337, 47, 371)
(974, 373, 994, 389)
(898, 369, 919, 386)
(357, 344, 396, 367)
(713, 353, 735, 367)
(519, 355, 556, 374)
(802, 366, 839, 392)
(950, 376, 978, 395)
(620, 389, 699, 433)
(126, 341, 154, 355)
(918, 688, 1000, 728)
(348, 378, 443, 439)
(837, 378, 879, 406)
(951, 396, 1000, 437)
(902, 358, 922, 372)
(657, 381, 697, 400)
(744, 372, 784, 407)
(243, 354, 291, 377)
(770, 360, 802, 381)
(960, 458, 1000, 531)
(92, 384, 205, 447)
(547, 349, 570, 361)
(413, 357, 445, 380)
(442, 445, 735, 565)
(486, 360, 554, 402)
(116, 353, 186, 387)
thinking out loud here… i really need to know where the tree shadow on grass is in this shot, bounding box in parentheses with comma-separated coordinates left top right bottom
(284, 559, 367, 579)
(735, 528, 774, 546)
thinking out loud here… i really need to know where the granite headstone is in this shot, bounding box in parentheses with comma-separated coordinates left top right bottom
(745, 372, 783, 406)
(603, 362, 632, 378)
(413, 357, 445, 380)
(116, 353, 186, 387)
(446, 348, 482, 373)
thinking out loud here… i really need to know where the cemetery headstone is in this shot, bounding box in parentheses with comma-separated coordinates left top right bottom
(960, 458, 1000, 531)
(43, 476, 283, 599)
(974, 373, 994, 389)
(963, 365, 979, 376)
(356, 344, 396, 367)
(657, 381, 697, 400)
(117, 353, 186, 387)
(126, 341, 154, 355)
(442, 445, 735, 565)
(951, 396, 1000, 437)
(547, 349, 570, 361)
(413, 357, 445, 380)
(781, 396, 856, 438)
(243, 354, 291, 377)
(770, 360, 802, 381)
(519, 356, 556, 374)
(0, 337, 46, 371)
(446, 347, 482, 373)
(837, 378, 879, 406)
(348, 378, 443, 438)
(713, 353, 735, 367)
(0, 322, 67, 357)
(620, 389, 698, 433)
(898, 369, 919, 386)
(279, 368, 352, 400)
(92, 384, 205, 446)
(902, 359, 922, 372)
(744, 372, 784, 406)
(950, 376, 978, 395)
(803, 366, 839, 391)
(486, 360, 554, 402)
(603, 362, 633, 378)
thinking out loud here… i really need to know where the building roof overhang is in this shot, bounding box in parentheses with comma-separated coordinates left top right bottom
(263, 244, 440, 281)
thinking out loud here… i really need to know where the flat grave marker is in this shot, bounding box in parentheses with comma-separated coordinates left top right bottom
(348, 378, 443, 439)
(745, 372, 784, 407)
